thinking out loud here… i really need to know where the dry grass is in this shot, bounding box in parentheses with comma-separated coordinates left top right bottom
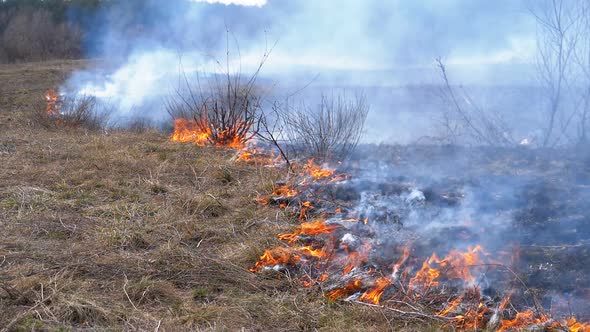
(0, 61, 444, 331)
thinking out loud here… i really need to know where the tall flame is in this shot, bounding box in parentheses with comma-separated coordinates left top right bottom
(171, 118, 210, 145)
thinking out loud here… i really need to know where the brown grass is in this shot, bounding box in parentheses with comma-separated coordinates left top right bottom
(0, 61, 444, 331)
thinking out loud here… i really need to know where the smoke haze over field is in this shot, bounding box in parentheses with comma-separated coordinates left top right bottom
(63, 0, 540, 141)
(76, 0, 537, 77)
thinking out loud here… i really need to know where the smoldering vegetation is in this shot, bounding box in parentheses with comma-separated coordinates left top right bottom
(346, 145, 590, 317)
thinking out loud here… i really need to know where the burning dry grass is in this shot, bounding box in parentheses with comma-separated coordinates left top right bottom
(247, 146, 590, 330)
(0, 61, 437, 331)
(4, 61, 589, 331)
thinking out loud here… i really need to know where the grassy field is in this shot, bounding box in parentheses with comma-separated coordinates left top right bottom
(0, 61, 442, 331)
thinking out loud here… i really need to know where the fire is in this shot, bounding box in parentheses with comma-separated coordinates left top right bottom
(409, 255, 442, 290)
(235, 147, 280, 165)
(249, 247, 300, 273)
(327, 279, 363, 301)
(327, 173, 351, 184)
(359, 277, 392, 304)
(439, 288, 489, 330)
(409, 246, 485, 292)
(236, 150, 254, 162)
(244, 142, 590, 332)
(271, 184, 298, 200)
(499, 310, 549, 331)
(299, 245, 329, 259)
(44, 89, 61, 116)
(171, 117, 249, 148)
(298, 201, 313, 220)
(278, 220, 338, 243)
(563, 317, 590, 332)
(438, 295, 463, 317)
(171, 118, 210, 145)
(498, 310, 590, 332)
(450, 302, 488, 330)
(255, 184, 299, 206)
(249, 244, 331, 273)
(341, 243, 371, 275)
(302, 159, 334, 180)
(392, 246, 411, 278)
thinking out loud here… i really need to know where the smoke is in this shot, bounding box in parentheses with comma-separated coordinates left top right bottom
(62, 0, 539, 137)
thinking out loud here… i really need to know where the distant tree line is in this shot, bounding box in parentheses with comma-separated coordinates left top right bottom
(0, 0, 97, 63)
(0, 0, 150, 63)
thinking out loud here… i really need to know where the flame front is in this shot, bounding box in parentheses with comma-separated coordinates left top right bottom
(171, 118, 211, 145)
(409, 245, 485, 292)
(246, 145, 590, 331)
(278, 220, 338, 243)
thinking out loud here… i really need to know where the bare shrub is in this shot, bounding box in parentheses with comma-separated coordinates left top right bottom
(1, 8, 82, 63)
(61, 95, 111, 130)
(35, 93, 111, 131)
(261, 93, 369, 163)
(434, 58, 515, 147)
(126, 117, 157, 133)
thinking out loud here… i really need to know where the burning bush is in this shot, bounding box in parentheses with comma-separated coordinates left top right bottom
(167, 43, 270, 149)
(38, 89, 111, 130)
(167, 80, 260, 148)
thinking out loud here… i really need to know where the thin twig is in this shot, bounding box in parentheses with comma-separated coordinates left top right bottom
(123, 274, 138, 310)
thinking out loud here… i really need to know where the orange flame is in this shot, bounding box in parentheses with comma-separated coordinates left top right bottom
(499, 310, 549, 331)
(236, 150, 254, 162)
(438, 296, 463, 317)
(298, 201, 313, 220)
(302, 159, 334, 180)
(256, 184, 299, 206)
(341, 243, 371, 275)
(171, 117, 248, 148)
(171, 118, 210, 145)
(563, 317, 590, 332)
(44, 89, 60, 116)
(409, 246, 486, 292)
(359, 277, 392, 304)
(249, 247, 300, 273)
(327, 279, 363, 301)
(244, 144, 590, 332)
(278, 220, 338, 243)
